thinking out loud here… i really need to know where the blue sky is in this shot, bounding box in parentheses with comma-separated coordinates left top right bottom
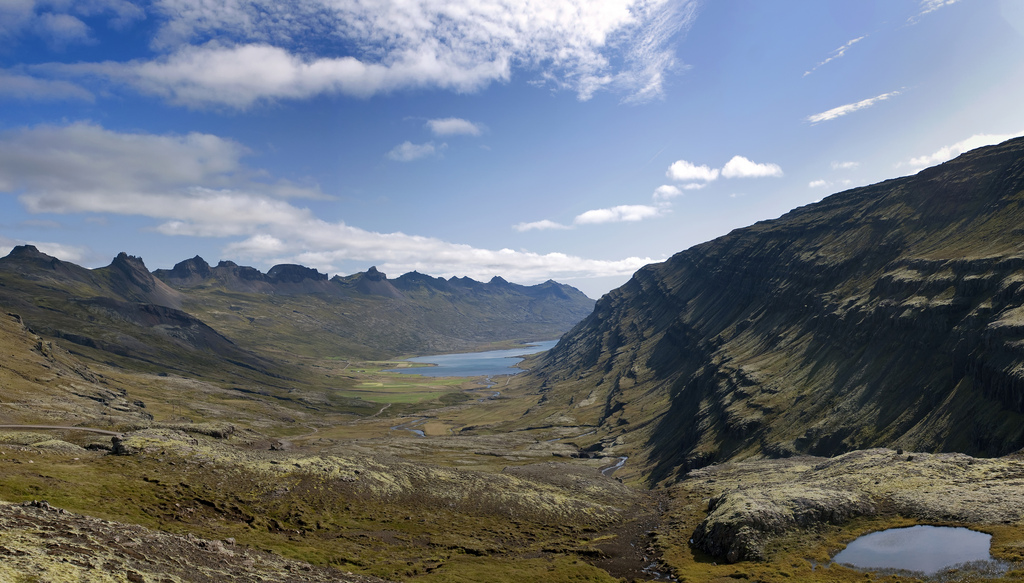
(1, 0, 1023, 298)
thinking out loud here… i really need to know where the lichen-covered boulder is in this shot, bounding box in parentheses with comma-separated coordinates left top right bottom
(692, 486, 875, 562)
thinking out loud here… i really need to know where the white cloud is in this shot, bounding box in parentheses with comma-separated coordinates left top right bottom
(831, 161, 859, 170)
(0, 122, 324, 228)
(0, 1, 35, 40)
(907, 131, 1024, 168)
(720, 155, 783, 178)
(666, 159, 719, 182)
(42, 0, 699, 108)
(912, 0, 961, 22)
(513, 219, 571, 232)
(386, 141, 440, 162)
(0, 122, 651, 284)
(27, 241, 90, 263)
(0, 235, 89, 264)
(617, 0, 699, 103)
(808, 179, 853, 190)
(427, 117, 483, 137)
(1, 0, 144, 43)
(652, 184, 683, 200)
(0, 70, 93, 101)
(35, 13, 92, 47)
(804, 36, 865, 77)
(806, 90, 902, 124)
(574, 204, 664, 225)
(666, 155, 782, 185)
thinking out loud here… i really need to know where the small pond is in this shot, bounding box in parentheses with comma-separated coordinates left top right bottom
(387, 340, 559, 378)
(832, 525, 995, 575)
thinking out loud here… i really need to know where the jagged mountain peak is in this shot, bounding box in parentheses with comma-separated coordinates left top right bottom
(266, 264, 327, 284)
(7, 244, 51, 259)
(167, 256, 213, 279)
(100, 252, 182, 309)
(364, 266, 387, 281)
(107, 252, 152, 282)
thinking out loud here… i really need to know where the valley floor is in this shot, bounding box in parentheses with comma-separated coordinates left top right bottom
(4, 337, 1024, 582)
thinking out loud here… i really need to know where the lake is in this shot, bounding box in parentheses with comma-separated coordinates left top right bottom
(832, 525, 995, 575)
(387, 339, 559, 377)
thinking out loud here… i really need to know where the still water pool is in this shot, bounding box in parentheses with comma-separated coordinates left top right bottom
(387, 340, 558, 377)
(832, 525, 994, 575)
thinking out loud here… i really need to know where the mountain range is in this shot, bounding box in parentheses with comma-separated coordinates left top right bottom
(0, 247, 594, 381)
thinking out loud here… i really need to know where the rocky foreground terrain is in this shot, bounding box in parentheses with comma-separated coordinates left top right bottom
(0, 499, 392, 583)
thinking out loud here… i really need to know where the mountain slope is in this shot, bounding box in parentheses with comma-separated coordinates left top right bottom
(0, 247, 292, 383)
(528, 136, 1024, 484)
(154, 259, 594, 359)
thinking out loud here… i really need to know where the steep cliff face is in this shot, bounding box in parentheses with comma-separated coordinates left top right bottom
(532, 137, 1024, 483)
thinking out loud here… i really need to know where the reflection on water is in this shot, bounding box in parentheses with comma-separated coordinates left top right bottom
(387, 340, 559, 377)
(832, 525, 994, 575)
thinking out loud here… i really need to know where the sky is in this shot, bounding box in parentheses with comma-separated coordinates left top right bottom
(1, 0, 1023, 299)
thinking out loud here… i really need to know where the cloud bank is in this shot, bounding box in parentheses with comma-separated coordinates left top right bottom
(0, 122, 650, 283)
(35, 0, 700, 108)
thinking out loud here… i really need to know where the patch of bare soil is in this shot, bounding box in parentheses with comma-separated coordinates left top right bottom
(587, 490, 671, 581)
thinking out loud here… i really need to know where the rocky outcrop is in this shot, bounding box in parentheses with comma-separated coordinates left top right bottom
(530, 136, 1024, 482)
(692, 487, 875, 562)
(682, 449, 1024, 563)
(265, 263, 328, 284)
(159, 255, 212, 283)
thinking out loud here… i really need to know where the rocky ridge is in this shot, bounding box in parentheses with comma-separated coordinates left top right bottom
(528, 136, 1024, 483)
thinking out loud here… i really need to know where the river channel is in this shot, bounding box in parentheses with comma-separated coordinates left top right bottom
(387, 339, 558, 377)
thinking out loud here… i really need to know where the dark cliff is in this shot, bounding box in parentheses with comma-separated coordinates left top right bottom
(531, 136, 1024, 483)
